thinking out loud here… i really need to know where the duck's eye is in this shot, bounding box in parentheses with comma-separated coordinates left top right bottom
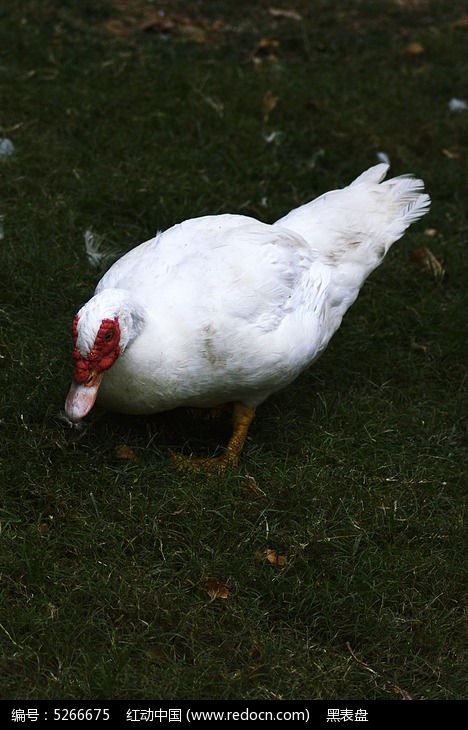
(104, 330, 114, 342)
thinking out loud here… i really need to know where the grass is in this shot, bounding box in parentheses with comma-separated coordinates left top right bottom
(0, 0, 466, 700)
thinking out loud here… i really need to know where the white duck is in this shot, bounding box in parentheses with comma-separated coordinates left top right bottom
(65, 163, 430, 470)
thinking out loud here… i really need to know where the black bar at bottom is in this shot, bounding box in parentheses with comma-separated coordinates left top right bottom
(0, 699, 462, 726)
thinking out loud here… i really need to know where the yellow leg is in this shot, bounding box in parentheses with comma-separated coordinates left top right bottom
(172, 402, 256, 474)
(224, 402, 256, 467)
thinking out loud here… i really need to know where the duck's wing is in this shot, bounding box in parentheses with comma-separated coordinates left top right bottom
(94, 215, 253, 295)
(156, 216, 316, 333)
(96, 214, 318, 335)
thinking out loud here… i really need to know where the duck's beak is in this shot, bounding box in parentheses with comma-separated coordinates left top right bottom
(65, 371, 104, 422)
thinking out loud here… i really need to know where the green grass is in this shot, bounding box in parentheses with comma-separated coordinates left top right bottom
(0, 0, 466, 700)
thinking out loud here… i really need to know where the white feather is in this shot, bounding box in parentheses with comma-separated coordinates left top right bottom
(84, 230, 115, 269)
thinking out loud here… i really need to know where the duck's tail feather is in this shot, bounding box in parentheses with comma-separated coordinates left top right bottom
(275, 163, 430, 276)
(348, 162, 390, 187)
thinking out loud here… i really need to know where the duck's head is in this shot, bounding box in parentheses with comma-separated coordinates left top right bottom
(64, 288, 145, 422)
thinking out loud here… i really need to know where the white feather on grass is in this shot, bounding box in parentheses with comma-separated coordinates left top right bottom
(0, 138, 14, 157)
(448, 98, 467, 112)
(84, 230, 116, 269)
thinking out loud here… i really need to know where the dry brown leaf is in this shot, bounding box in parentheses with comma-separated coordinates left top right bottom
(256, 548, 287, 566)
(268, 8, 302, 21)
(170, 507, 186, 516)
(263, 90, 278, 122)
(405, 41, 425, 55)
(257, 37, 280, 51)
(146, 645, 167, 662)
(199, 577, 229, 600)
(452, 15, 468, 29)
(410, 338, 430, 354)
(410, 247, 445, 279)
(249, 645, 261, 660)
(252, 37, 280, 65)
(442, 147, 460, 159)
(140, 12, 224, 44)
(38, 521, 50, 535)
(104, 19, 133, 37)
(115, 444, 137, 461)
(242, 474, 264, 496)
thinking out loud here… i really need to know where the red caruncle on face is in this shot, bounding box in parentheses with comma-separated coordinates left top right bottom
(72, 315, 121, 384)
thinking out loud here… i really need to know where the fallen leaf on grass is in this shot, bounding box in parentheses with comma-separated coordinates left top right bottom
(252, 37, 280, 65)
(255, 548, 287, 566)
(223, 663, 266, 681)
(38, 521, 50, 535)
(451, 15, 468, 29)
(405, 41, 425, 55)
(104, 8, 225, 44)
(268, 8, 302, 21)
(263, 90, 278, 122)
(241, 474, 265, 497)
(198, 577, 229, 600)
(146, 645, 167, 662)
(442, 147, 461, 159)
(410, 247, 445, 280)
(140, 12, 225, 44)
(256, 37, 280, 52)
(170, 507, 187, 516)
(410, 338, 430, 354)
(115, 444, 138, 461)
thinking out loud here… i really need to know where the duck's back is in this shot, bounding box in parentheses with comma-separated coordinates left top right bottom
(96, 214, 260, 295)
(96, 214, 318, 333)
